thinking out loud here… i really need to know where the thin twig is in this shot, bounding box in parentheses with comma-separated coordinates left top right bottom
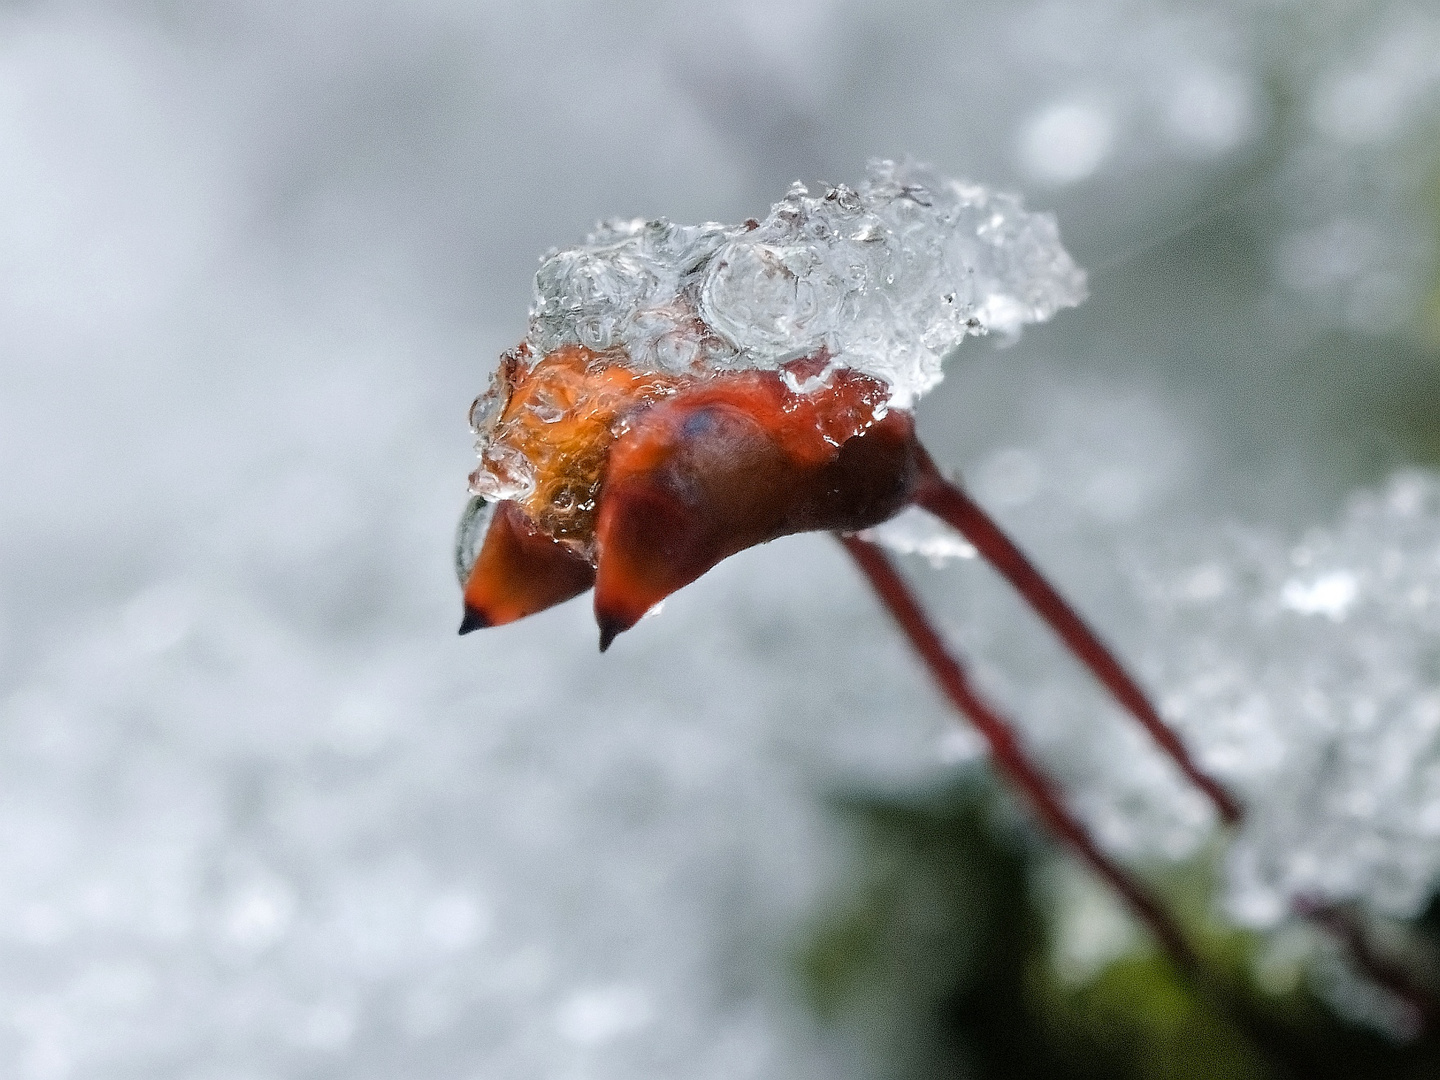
(839, 534, 1332, 1076)
(839, 533, 1202, 977)
(1295, 899, 1433, 1035)
(879, 461, 1440, 1030)
(910, 451, 1243, 825)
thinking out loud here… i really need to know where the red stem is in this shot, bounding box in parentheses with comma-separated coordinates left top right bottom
(894, 454, 1439, 1029)
(1295, 899, 1433, 1034)
(839, 533, 1202, 978)
(911, 452, 1243, 826)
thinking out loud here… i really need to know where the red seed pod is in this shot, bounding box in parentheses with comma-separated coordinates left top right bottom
(592, 368, 919, 648)
(459, 350, 920, 647)
(460, 500, 596, 631)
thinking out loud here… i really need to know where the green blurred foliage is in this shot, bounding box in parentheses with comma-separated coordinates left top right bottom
(797, 778, 1440, 1080)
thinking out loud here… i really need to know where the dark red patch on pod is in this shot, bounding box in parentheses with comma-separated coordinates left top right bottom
(592, 370, 920, 647)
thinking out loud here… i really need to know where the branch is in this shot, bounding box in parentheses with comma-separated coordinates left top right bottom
(1295, 899, 1433, 1036)
(839, 532, 1202, 977)
(910, 451, 1242, 826)
(875, 457, 1440, 1031)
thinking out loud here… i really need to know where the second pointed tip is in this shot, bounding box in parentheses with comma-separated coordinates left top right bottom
(458, 605, 490, 636)
(597, 616, 625, 653)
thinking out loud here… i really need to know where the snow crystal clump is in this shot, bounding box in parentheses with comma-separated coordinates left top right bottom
(1151, 472, 1440, 926)
(859, 506, 979, 566)
(528, 159, 1087, 409)
(883, 394, 1440, 933)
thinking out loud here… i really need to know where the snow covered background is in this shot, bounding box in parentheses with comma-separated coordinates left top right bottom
(3, 1, 1440, 1076)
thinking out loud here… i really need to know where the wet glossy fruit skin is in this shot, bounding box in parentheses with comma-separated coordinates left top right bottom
(468, 345, 680, 545)
(461, 352, 921, 647)
(460, 501, 596, 631)
(592, 373, 919, 647)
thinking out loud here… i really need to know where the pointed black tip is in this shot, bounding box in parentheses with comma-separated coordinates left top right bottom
(597, 615, 625, 653)
(458, 605, 489, 636)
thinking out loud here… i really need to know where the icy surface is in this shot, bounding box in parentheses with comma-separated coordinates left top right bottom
(858, 507, 978, 567)
(529, 160, 1086, 409)
(1152, 473, 1440, 925)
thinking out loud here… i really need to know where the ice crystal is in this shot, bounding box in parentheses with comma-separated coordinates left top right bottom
(528, 159, 1087, 410)
(903, 395, 1440, 935)
(859, 506, 978, 567)
(1153, 472, 1440, 925)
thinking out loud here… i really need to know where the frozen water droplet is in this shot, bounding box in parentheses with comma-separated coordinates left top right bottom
(654, 330, 699, 369)
(470, 443, 535, 502)
(518, 159, 1085, 412)
(779, 358, 841, 395)
(525, 386, 567, 423)
(700, 241, 841, 355)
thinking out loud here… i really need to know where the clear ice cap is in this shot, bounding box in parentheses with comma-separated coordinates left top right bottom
(528, 159, 1087, 410)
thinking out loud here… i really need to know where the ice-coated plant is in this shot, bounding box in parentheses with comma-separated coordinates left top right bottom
(457, 160, 1093, 644)
(456, 159, 1440, 1029)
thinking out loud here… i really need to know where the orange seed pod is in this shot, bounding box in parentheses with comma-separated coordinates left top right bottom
(459, 350, 919, 647)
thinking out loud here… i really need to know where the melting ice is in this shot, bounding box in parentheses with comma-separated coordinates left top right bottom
(528, 159, 1087, 410)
